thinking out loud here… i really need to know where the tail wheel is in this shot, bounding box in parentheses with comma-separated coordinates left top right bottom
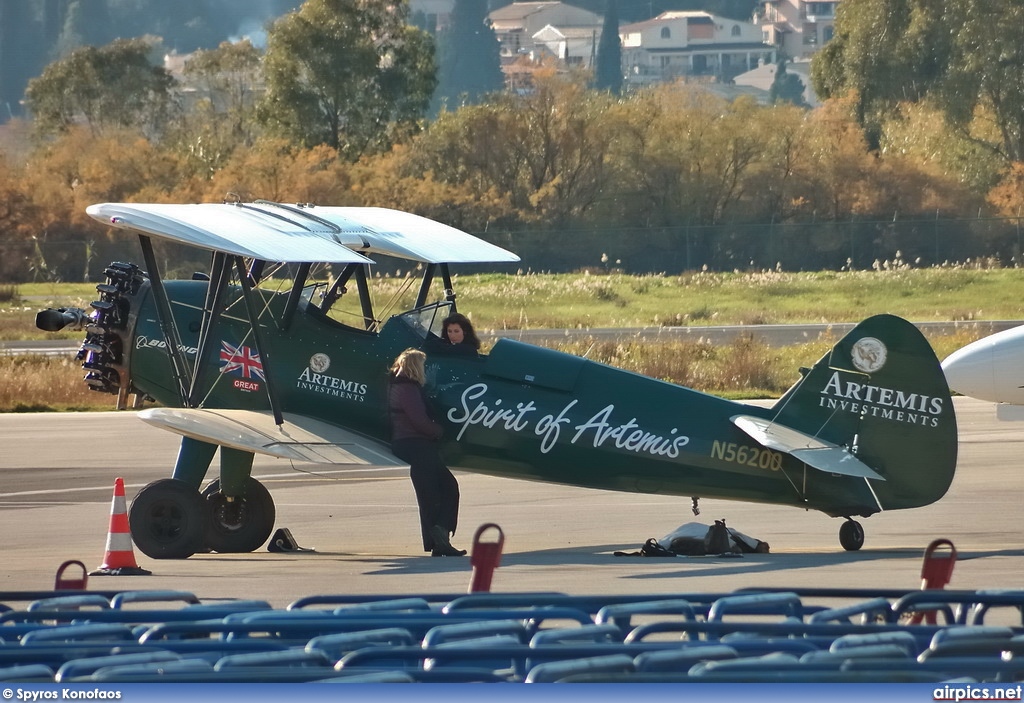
(202, 477, 276, 553)
(839, 519, 865, 551)
(129, 478, 208, 559)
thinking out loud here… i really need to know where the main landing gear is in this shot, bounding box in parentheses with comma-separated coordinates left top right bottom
(129, 477, 276, 559)
(839, 518, 865, 551)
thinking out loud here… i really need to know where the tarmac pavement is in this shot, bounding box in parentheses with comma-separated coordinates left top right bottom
(0, 397, 1019, 607)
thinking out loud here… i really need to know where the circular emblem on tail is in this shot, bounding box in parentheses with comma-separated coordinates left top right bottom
(851, 337, 887, 373)
(309, 353, 331, 373)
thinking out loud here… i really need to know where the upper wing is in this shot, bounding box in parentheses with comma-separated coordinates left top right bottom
(731, 414, 885, 481)
(138, 407, 402, 466)
(87, 202, 519, 265)
(87, 202, 374, 264)
(309, 206, 521, 263)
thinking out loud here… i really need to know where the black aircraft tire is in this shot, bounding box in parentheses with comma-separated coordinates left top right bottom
(202, 478, 276, 553)
(839, 519, 865, 551)
(128, 478, 209, 560)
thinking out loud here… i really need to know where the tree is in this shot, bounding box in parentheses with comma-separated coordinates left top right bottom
(987, 163, 1024, 218)
(205, 138, 353, 204)
(810, 0, 953, 149)
(431, 0, 504, 115)
(159, 39, 266, 179)
(813, 0, 1024, 163)
(0, 152, 38, 252)
(350, 147, 518, 232)
(799, 94, 878, 220)
(411, 71, 625, 227)
(769, 58, 807, 107)
(183, 40, 263, 141)
(593, 0, 622, 95)
(258, 0, 436, 161)
(938, 0, 1024, 163)
(25, 37, 176, 138)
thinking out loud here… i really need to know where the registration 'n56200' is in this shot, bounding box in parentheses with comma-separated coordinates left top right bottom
(711, 440, 783, 471)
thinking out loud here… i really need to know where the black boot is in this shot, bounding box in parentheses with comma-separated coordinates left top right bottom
(430, 525, 466, 557)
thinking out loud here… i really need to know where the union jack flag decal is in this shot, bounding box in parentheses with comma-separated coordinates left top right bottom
(219, 341, 265, 380)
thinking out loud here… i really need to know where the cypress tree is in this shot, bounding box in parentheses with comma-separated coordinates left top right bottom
(431, 0, 504, 115)
(594, 0, 622, 95)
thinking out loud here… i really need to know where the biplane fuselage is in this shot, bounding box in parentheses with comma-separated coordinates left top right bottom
(37, 202, 959, 557)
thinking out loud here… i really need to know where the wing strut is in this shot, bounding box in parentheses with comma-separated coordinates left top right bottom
(320, 263, 358, 312)
(415, 263, 436, 308)
(355, 265, 374, 330)
(139, 235, 191, 405)
(440, 263, 457, 312)
(233, 256, 284, 427)
(281, 262, 312, 332)
(188, 251, 231, 408)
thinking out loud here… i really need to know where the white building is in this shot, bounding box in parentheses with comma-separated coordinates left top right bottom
(488, 1, 602, 60)
(532, 23, 601, 67)
(754, 0, 839, 60)
(621, 11, 776, 88)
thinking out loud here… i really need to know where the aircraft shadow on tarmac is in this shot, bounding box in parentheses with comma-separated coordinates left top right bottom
(356, 546, 1024, 578)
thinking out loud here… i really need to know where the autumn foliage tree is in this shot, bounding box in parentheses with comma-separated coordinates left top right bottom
(1, 18, 1018, 281)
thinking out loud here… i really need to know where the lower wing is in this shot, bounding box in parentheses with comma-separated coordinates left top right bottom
(138, 407, 401, 466)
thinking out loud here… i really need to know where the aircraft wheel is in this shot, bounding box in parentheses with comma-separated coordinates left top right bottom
(202, 478, 276, 553)
(129, 478, 209, 559)
(839, 519, 865, 551)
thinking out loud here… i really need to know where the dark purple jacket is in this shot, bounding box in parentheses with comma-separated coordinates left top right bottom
(388, 374, 443, 442)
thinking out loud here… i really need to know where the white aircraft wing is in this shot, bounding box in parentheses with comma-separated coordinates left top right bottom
(138, 407, 402, 466)
(307, 206, 521, 264)
(87, 203, 375, 264)
(87, 202, 520, 265)
(731, 414, 885, 481)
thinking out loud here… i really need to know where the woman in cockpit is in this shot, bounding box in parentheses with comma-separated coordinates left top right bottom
(441, 313, 481, 355)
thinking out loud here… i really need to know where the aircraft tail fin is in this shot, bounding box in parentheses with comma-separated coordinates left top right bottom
(769, 314, 957, 513)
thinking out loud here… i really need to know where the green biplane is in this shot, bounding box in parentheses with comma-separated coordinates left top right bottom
(37, 201, 958, 557)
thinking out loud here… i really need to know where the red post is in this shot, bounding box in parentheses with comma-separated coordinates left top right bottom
(468, 523, 505, 593)
(909, 538, 957, 624)
(54, 560, 88, 590)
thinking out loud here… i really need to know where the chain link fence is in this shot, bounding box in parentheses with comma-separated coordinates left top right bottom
(3, 215, 1023, 282)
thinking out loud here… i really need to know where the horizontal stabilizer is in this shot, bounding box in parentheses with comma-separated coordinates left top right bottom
(731, 414, 885, 481)
(138, 408, 401, 466)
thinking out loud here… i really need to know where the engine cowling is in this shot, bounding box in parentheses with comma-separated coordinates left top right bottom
(36, 262, 146, 402)
(81, 262, 146, 397)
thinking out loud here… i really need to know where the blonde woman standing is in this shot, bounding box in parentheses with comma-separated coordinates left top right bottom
(388, 348, 465, 557)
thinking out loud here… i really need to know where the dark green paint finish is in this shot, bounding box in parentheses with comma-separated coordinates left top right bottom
(123, 281, 956, 520)
(171, 436, 217, 489)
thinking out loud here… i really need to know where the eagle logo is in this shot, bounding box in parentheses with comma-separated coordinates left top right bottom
(851, 337, 887, 373)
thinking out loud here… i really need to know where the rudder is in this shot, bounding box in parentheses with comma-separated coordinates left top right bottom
(771, 314, 957, 513)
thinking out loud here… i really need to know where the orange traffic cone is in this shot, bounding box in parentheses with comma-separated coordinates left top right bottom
(90, 477, 151, 576)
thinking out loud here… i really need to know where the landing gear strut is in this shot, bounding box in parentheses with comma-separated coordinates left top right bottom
(839, 518, 864, 551)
